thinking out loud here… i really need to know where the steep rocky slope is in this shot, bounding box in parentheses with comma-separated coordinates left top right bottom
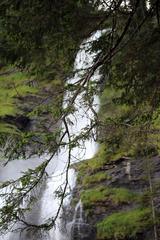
(74, 153, 160, 240)
(70, 83, 160, 240)
(0, 65, 64, 158)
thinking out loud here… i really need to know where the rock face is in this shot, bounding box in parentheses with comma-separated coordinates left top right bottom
(0, 66, 64, 158)
(3, 83, 63, 157)
(72, 155, 160, 240)
(70, 222, 95, 240)
(66, 201, 95, 240)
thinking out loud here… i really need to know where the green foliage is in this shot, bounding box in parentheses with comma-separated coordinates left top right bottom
(96, 16, 160, 162)
(0, 0, 101, 159)
(109, 188, 139, 205)
(0, 64, 64, 158)
(99, 82, 160, 162)
(75, 144, 107, 182)
(0, 67, 38, 141)
(0, 0, 98, 77)
(0, 68, 36, 117)
(76, 143, 134, 186)
(81, 186, 139, 208)
(87, 144, 108, 170)
(133, 143, 159, 158)
(81, 186, 107, 207)
(97, 208, 152, 240)
(0, 0, 160, 234)
(82, 172, 108, 187)
(0, 123, 20, 135)
(100, 86, 129, 120)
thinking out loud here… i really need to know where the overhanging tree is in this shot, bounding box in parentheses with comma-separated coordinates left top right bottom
(0, 0, 160, 236)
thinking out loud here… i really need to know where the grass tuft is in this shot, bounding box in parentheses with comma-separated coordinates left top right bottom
(97, 208, 152, 239)
(81, 186, 139, 208)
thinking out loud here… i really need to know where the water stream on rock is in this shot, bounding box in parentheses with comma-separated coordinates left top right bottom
(0, 30, 104, 240)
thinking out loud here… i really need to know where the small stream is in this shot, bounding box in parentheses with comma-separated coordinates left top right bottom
(0, 30, 104, 240)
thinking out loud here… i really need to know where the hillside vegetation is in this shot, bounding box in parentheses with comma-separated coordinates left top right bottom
(0, 1, 160, 238)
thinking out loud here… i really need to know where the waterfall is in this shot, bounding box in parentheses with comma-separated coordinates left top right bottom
(0, 30, 104, 240)
(66, 200, 84, 238)
(66, 200, 94, 240)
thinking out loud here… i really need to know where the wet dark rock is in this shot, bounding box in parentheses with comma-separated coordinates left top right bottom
(72, 156, 160, 240)
(70, 222, 95, 240)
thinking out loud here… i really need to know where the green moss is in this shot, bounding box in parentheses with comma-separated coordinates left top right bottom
(109, 187, 139, 205)
(109, 148, 134, 161)
(0, 68, 37, 118)
(81, 186, 139, 208)
(81, 186, 107, 207)
(97, 208, 152, 239)
(87, 144, 107, 170)
(82, 172, 108, 187)
(0, 67, 38, 135)
(75, 144, 108, 182)
(76, 143, 134, 183)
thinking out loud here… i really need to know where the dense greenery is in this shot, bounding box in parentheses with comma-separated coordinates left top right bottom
(0, 0, 97, 71)
(0, 0, 160, 237)
(81, 186, 139, 208)
(1, 0, 160, 157)
(97, 208, 152, 239)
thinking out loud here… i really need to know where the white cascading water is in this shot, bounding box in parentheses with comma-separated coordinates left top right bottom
(0, 30, 104, 240)
(66, 200, 84, 239)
